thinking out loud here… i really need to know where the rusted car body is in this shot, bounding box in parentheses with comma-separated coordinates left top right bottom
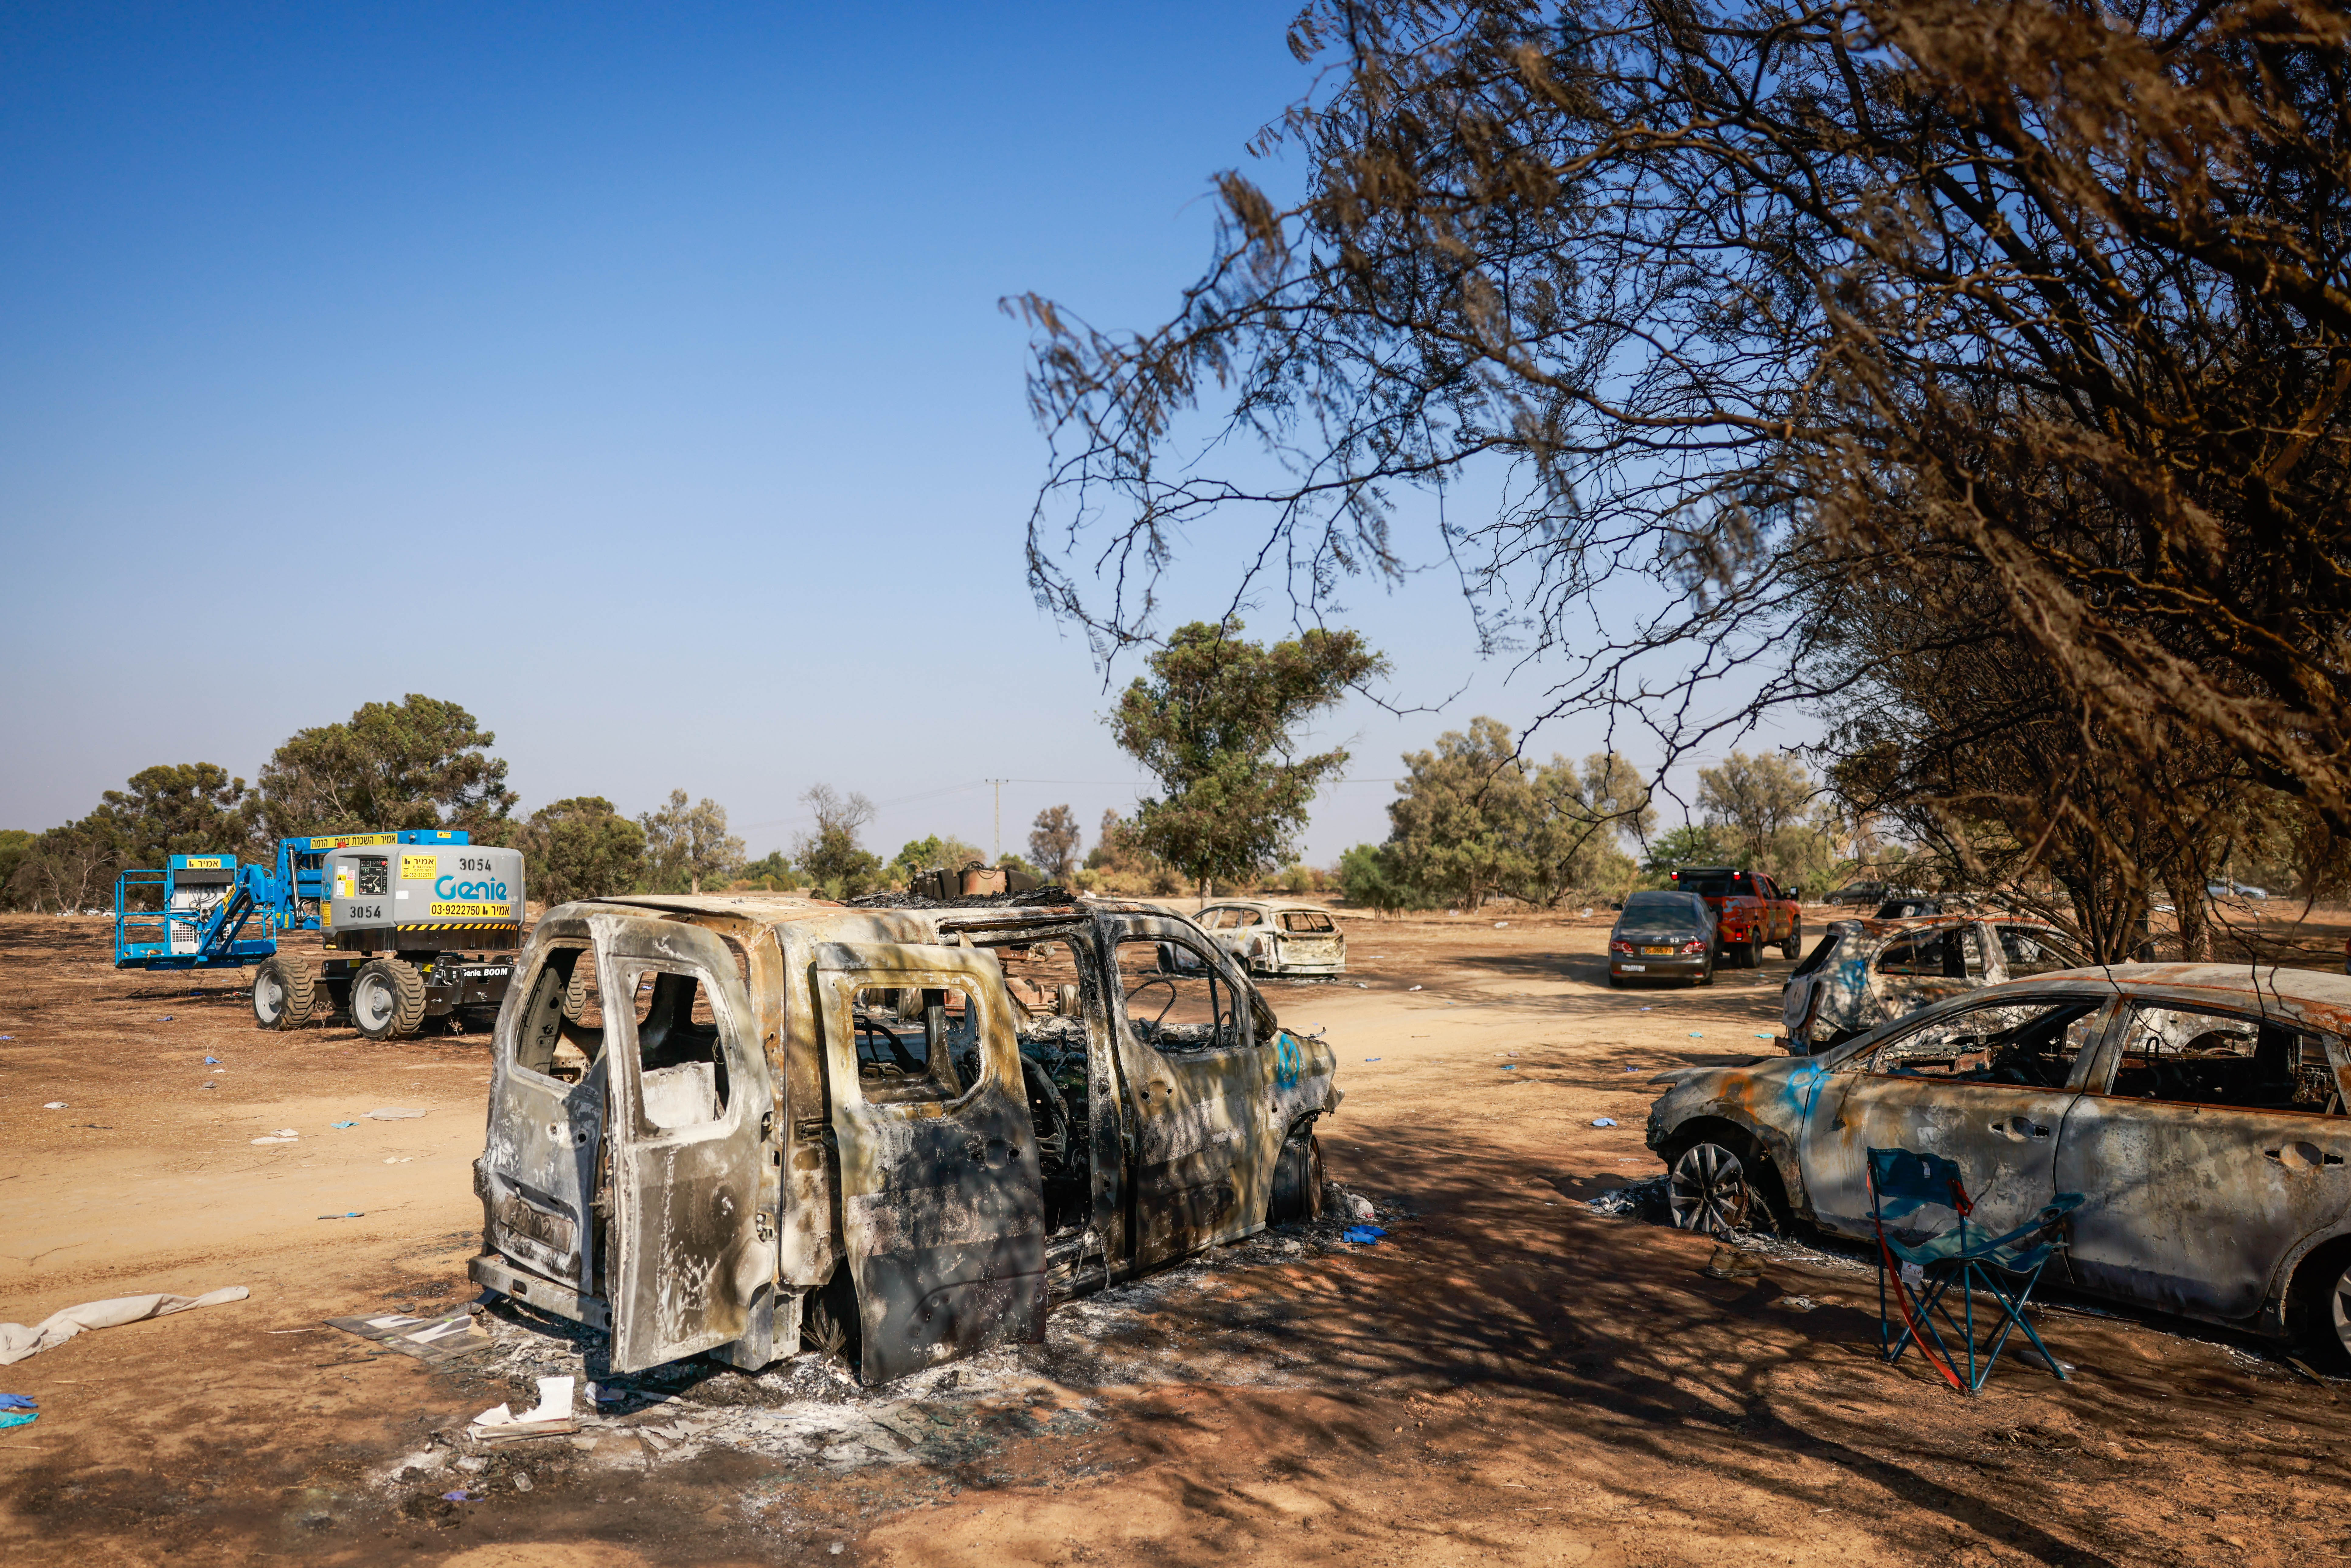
(1647, 964, 2351, 1355)
(1185, 899, 1347, 976)
(468, 893, 1340, 1384)
(1781, 914, 2085, 1052)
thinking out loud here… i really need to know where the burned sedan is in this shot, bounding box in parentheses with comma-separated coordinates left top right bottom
(1647, 964, 2351, 1359)
(1607, 890, 1720, 987)
(469, 891, 1340, 1385)
(1189, 899, 1347, 976)
(1781, 914, 2084, 1051)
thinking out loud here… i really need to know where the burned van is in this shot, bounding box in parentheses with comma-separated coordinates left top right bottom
(469, 892, 1342, 1385)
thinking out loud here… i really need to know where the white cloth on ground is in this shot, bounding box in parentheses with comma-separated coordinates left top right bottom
(0, 1287, 250, 1365)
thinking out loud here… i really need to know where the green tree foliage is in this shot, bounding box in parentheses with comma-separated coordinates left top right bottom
(738, 850, 795, 890)
(885, 833, 985, 889)
(640, 789, 747, 895)
(1083, 809, 1182, 896)
(521, 797, 646, 907)
(5, 820, 122, 911)
(94, 762, 261, 866)
(0, 831, 30, 900)
(1026, 805, 1081, 883)
(258, 695, 516, 838)
(793, 784, 883, 899)
(1336, 843, 1426, 913)
(1640, 824, 1743, 878)
(1382, 718, 1651, 907)
(1110, 620, 1384, 896)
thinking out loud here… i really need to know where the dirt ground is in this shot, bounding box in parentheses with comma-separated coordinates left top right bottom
(6, 905, 2351, 1567)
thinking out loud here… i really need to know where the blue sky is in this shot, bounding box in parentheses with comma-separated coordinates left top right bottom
(0, 3, 1787, 866)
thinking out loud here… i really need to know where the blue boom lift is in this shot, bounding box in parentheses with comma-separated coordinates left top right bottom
(112, 829, 525, 1040)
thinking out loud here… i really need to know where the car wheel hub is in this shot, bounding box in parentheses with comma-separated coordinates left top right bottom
(1669, 1142, 1751, 1236)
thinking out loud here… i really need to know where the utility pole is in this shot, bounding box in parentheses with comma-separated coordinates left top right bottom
(985, 779, 1008, 860)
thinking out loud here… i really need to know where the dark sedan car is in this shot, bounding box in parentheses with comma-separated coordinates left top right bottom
(1645, 964, 2351, 1361)
(1608, 890, 1719, 987)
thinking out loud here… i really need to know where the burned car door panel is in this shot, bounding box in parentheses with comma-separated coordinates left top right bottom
(480, 925, 608, 1296)
(602, 918, 774, 1374)
(2058, 1000, 2351, 1320)
(1107, 919, 1283, 1268)
(813, 940, 1047, 1386)
(1804, 997, 2110, 1238)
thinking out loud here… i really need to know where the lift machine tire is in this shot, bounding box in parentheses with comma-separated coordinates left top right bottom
(252, 955, 317, 1031)
(352, 958, 430, 1041)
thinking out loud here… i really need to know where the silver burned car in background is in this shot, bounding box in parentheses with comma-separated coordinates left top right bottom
(1646, 964, 2351, 1362)
(1780, 914, 2084, 1051)
(1189, 900, 1348, 976)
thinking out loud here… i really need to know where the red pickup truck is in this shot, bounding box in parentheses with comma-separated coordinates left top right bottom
(1668, 866, 1802, 967)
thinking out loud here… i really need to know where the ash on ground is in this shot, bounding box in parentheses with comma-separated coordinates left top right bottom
(383, 1185, 1403, 1492)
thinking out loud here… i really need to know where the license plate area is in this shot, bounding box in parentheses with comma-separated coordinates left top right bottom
(1641, 946, 1674, 956)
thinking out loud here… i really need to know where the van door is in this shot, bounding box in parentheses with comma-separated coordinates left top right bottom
(814, 940, 1047, 1384)
(602, 918, 775, 1374)
(480, 918, 609, 1307)
(1104, 914, 1280, 1269)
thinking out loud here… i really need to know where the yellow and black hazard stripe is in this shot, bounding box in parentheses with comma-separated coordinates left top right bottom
(396, 921, 522, 934)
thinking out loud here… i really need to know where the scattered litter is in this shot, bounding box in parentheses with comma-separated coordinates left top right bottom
(1341, 1225, 1388, 1245)
(318, 1212, 364, 1220)
(1639, 1007, 1653, 1012)
(470, 1375, 579, 1442)
(440, 1490, 480, 1503)
(365, 1107, 427, 1120)
(1494, 921, 1510, 928)
(1500, 1064, 1518, 1071)
(42, 1103, 64, 1110)
(1363, 1056, 1382, 1062)
(0, 1286, 249, 1365)
(0, 1412, 33, 1431)
(512, 1472, 533, 1491)
(1408, 984, 1424, 992)
(327, 1310, 493, 1365)
(156, 1015, 173, 1022)
(203, 1056, 218, 1064)
(1581, 907, 1594, 918)
(1776, 1296, 1820, 1312)
(1687, 1031, 1705, 1038)
(1332, 1188, 1378, 1222)
(1591, 1117, 1617, 1127)
(0, 1036, 12, 1041)
(210, 1068, 226, 1074)
(1622, 1067, 1638, 1073)
(329, 1121, 356, 1129)
(0, 1396, 33, 1411)
(199, 1082, 217, 1090)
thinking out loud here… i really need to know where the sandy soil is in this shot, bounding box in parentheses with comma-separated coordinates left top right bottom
(4, 907, 2350, 1567)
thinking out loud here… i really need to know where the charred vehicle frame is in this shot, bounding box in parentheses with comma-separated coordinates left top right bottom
(468, 893, 1341, 1385)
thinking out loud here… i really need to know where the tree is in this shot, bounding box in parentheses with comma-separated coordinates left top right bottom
(1641, 825, 1742, 878)
(793, 785, 883, 898)
(1027, 805, 1081, 882)
(1084, 808, 1183, 896)
(739, 850, 795, 890)
(1015, 0, 2351, 896)
(1522, 751, 1652, 906)
(1384, 719, 1534, 910)
(5, 821, 121, 912)
(522, 797, 646, 907)
(0, 830, 30, 904)
(1111, 619, 1385, 897)
(259, 695, 516, 838)
(91, 762, 261, 867)
(639, 790, 746, 895)
(1337, 842, 1427, 914)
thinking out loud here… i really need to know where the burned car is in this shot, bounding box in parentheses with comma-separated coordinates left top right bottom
(1186, 899, 1347, 976)
(1781, 914, 2085, 1052)
(469, 892, 1340, 1385)
(1646, 965, 2351, 1358)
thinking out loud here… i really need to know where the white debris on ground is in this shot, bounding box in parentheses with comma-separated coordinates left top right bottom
(376, 1185, 1402, 1493)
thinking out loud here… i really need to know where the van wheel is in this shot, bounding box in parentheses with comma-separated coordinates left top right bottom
(352, 959, 427, 1041)
(1268, 1127, 1324, 1224)
(252, 955, 314, 1030)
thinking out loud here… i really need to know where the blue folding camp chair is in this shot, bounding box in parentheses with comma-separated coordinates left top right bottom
(1867, 1147, 2085, 1393)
